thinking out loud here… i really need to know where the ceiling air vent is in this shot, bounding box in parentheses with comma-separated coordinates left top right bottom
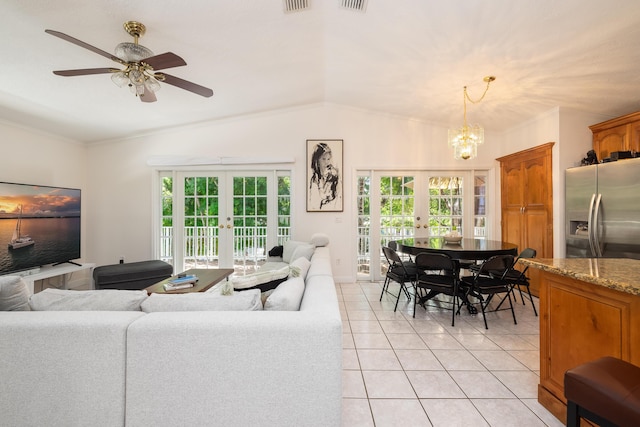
(341, 0, 368, 12)
(283, 0, 310, 13)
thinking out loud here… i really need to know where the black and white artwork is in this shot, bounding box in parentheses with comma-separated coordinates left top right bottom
(306, 139, 343, 212)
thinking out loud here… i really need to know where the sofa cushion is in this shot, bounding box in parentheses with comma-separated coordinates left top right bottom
(310, 233, 330, 247)
(141, 289, 262, 312)
(307, 246, 333, 278)
(264, 277, 305, 311)
(289, 256, 311, 280)
(0, 276, 31, 311)
(29, 288, 148, 311)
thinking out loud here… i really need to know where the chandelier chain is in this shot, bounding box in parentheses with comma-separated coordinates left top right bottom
(463, 78, 493, 104)
(462, 77, 494, 125)
(448, 76, 495, 160)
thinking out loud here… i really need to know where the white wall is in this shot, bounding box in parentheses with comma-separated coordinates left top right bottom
(86, 104, 508, 282)
(1, 104, 614, 282)
(0, 120, 88, 260)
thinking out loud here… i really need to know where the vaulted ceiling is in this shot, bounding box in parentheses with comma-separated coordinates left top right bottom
(1, 0, 639, 143)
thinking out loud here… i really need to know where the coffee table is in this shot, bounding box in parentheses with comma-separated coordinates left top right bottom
(145, 268, 234, 294)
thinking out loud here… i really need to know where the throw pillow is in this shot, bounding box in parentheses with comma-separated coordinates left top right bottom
(264, 277, 305, 311)
(282, 240, 311, 263)
(268, 245, 284, 257)
(0, 275, 31, 311)
(289, 256, 311, 280)
(310, 233, 330, 247)
(29, 288, 148, 311)
(141, 289, 262, 312)
(291, 244, 315, 262)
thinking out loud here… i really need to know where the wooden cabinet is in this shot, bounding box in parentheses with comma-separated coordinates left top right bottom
(497, 143, 554, 296)
(534, 266, 640, 423)
(590, 111, 640, 161)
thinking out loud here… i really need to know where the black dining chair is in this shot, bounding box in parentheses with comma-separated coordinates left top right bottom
(497, 248, 538, 316)
(483, 248, 537, 316)
(379, 246, 419, 311)
(388, 240, 413, 262)
(460, 254, 517, 329)
(413, 252, 461, 325)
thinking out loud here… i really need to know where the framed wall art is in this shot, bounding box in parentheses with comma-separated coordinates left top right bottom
(306, 139, 343, 212)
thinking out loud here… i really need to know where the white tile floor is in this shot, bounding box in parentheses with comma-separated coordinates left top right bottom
(337, 281, 565, 427)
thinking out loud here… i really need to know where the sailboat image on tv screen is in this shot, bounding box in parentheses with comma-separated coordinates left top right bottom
(8, 204, 34, 250)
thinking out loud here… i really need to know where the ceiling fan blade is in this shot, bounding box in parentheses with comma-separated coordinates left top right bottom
(45, 29, 124, 65)
(53, 67, 119, 77)
(160, 73, 214, 98)
(143, 52, 187, 71)
(140, 90, 157, 103)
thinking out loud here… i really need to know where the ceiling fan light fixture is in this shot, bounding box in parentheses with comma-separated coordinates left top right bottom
(114, 42, 154, 62)
(145, 75, 161, 92)
(133, 84, 145, 96)
(128, 68, 146, 86)
(111, 71, 129, 87)
(46, 20, 214, 102)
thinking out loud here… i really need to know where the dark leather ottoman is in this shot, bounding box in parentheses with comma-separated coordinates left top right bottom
(93, 260, 173, 290)
(565, 356, 640, 427)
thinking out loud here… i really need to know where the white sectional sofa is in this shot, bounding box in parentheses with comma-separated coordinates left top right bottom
(0, 246, 342, 427)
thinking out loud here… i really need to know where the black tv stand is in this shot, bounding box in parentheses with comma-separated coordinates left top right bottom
(53, 260, 82, 267)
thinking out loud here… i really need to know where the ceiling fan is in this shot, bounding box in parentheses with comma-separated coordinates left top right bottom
(45, 21, 214, 103)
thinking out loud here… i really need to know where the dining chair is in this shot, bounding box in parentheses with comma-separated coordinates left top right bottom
(388, 240, 413, 262)
(379, 246, 419, 311)
(499, 248, 538, 316)
(460, 254, 517, 329)
(413, 252, 460, 325)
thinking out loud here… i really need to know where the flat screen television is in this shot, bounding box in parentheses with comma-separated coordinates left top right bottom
(0, 181, 81, 275)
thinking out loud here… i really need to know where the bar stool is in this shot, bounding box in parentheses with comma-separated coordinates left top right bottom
(564, 356, 640, 427)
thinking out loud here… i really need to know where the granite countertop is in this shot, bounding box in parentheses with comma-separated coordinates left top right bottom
(520, 258, 640, 296)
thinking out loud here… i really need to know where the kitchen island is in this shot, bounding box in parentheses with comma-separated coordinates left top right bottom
(520, 257, 640, 423)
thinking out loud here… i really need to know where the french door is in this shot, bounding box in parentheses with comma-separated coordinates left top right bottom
(357, 170, 487, 281)
(160, 170, 291, 274)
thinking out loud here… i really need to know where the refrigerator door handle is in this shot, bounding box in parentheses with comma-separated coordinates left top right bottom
(587, 193, 597, 256)
(593, 193, 603, 257)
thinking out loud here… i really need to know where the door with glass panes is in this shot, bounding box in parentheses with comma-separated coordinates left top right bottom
(162, 171, 290, 274)
(356, 170, 487, 281)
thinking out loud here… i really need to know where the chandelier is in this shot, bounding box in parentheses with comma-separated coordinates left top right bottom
(448, 76, 496, 160)
(109, 22, 162, 98)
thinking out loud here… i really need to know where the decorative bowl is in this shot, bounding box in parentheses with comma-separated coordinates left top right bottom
(443, 235, 463, 244)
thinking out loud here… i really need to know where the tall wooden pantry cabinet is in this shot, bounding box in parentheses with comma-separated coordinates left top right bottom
(497, 142, 554, 296)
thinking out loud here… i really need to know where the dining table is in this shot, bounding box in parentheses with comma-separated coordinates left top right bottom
(393, 237, 518, 313)
(394, 237, 518, 261)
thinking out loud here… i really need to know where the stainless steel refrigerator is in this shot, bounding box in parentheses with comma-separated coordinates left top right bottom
(566, 157, 640, 259)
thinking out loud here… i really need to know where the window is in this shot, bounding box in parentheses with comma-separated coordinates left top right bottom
(474, 174, 487, 238)
(156, 170, 291, 273)
(428, 176, 463, 236)
(356, 170, 490, 281)
(356, 174, 371, 276)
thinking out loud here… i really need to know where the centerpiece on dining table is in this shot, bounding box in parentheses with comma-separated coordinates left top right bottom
(443, 227, 463, 244)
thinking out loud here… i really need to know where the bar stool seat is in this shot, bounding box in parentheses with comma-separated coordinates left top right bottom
(564, 356, 640, 427)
